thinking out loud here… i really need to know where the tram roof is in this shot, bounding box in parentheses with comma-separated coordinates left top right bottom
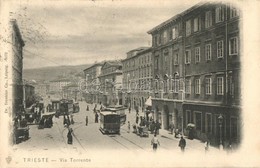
(100, 111, 119, 116)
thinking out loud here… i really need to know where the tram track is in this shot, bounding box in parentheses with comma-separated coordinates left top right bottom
(107, 133, 148, 152)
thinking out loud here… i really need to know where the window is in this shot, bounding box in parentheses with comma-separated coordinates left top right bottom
(195, 78, 200, 94)
(205, 44, 211, 61)
(157, 34, 161, 45)
(164, 54, 168, 70)
(216, 6, 225, 23)
(155, 80, 159, 92)
(164, 79, 169, 93)
(185, 50, 191, 64)
(229, 74, 234, 96)
(205, 77, 212, 95)
(172, 79, 179, 93)
(195, 112, 202, 131)
(163, 30, 167, 44)
(217, 40, 224, 58)
(195, 47, 200, 63)
(229, 37, 238, 55)
(172, 27, 177, 39)
(230, 6, 239, 18)
(205, 11, 212, 28)
(186, 20, 191, 36)
(206, 113, 212, 133)
(194, 17, 200, 32)
(185, 79, 191, 94)
(217, 77, 224, 95)
(155, 57, 159, 70)
(174, 53, 179, 65)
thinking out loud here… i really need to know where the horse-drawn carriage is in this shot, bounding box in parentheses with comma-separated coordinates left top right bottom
(132, 124, 149, 137)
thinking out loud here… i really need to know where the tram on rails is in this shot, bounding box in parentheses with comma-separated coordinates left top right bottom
(59, 99, 74, 115)
(73, 102, 80, 113)
(102, 105, 127, 125)
(99, 111, 121, 134)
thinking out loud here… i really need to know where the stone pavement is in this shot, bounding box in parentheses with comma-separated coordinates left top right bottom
(84, 101, 224, 154)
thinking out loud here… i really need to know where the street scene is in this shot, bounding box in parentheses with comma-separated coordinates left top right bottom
(13, 101, 221, 155)
(0, 0, 245, 167)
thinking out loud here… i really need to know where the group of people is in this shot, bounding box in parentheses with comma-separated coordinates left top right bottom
(38, 116, 53, 129)
(85, 104, 100, 126)
(63, 114, 74, 127)
(151, 134, 187, 152)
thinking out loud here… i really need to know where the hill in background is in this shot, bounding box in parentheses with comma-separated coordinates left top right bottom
(23, 64, 90, 82)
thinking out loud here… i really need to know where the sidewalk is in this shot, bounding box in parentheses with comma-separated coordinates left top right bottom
(125, 107, 222, 153)
(83, 101, 223, 153)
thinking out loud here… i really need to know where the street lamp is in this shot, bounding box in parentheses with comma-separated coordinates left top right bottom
(218, 114, 224, 149)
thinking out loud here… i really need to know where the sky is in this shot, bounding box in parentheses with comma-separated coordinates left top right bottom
(7, 0, 199, 69)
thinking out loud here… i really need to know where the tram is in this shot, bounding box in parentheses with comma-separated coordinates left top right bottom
(73, 102, 80, 113)
(102, 105, 127, 125)
(60, 99, 74, 115)
(99, 111, 121, 134)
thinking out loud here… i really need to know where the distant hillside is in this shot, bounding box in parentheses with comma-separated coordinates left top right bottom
(23, 64, 90, 82)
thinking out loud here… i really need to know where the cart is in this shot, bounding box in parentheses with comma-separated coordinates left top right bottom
(138, 126, 149, 137)
(15, 126, 29, 143)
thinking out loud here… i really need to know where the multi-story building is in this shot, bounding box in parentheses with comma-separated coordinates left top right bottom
(148, 2, 241, 147)
(23, 83, 35, 108)
(34, 82, 50, 98)
(83, 62, 103, 103)
(62, 83, 79, 102)
(49, 78, 70, 98)
(9, 19, 25, 117)
(98, 60, 123, 106)
(122, 47, 153, 111)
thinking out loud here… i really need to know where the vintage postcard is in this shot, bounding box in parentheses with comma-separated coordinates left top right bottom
(0, 0, 260, 167)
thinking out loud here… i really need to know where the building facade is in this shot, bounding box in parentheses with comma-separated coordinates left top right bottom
(49, 78, 70, 98)
(62, 83, 79, 102)
(34, 82, 50, 98)
(122, 47, 153, 111)
(23, 83, 35, 108)
(98, 60, 123, 106)
(10, 19, 25, 117)
(148, 2, 241, 147)
(83, 62, 103, 103)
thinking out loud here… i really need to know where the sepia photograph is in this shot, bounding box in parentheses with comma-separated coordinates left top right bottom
(0, 0, 260, 167)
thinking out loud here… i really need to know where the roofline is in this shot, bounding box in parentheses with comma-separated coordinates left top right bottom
(122, 47, 152, 62)
(10, 19, 25, 47)
(126, 47, 150, 54)
(83, 62, 104, 72)
(101, 61, 122, 69)
(147, 2, 207, 34)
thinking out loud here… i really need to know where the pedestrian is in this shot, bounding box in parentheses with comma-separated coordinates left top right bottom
(67, 128, 73, 144)
(86, 116, 88, 126)
(178, 136, 186, 152)
(70, 115, 74, 125)
(86, 105, 89, 111)
(155, 120, 161, 135)
(136, 114, 139, 124)
(95, 113, 99, 123)
(174, 128, 179, 138)
(128, 107, 131, 113)
(127, 121, 131, 133)
(205, 140, 210, 153)
(169, 122, 174, 134)
(151, 134, 160, 151)
(227, 141, 233, 154)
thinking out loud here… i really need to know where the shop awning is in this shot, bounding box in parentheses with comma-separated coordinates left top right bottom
(145, 96, 152, 106)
